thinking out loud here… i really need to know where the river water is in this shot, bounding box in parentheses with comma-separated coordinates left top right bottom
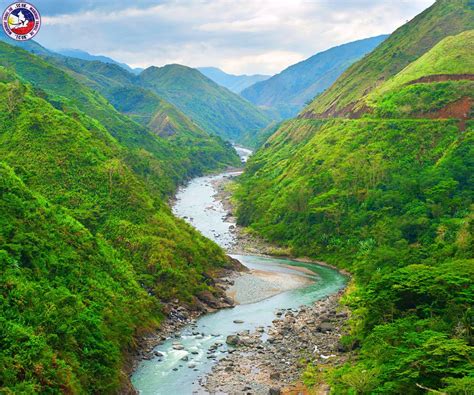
(131, 147, 346, 394)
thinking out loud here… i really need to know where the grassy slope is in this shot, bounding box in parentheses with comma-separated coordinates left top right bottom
(241, 35, 388, 118)
(370, 30, 474, 95)
(303, 0, 474, 117)
(46, 56, 240, 171)
(235, 2, 474, 392)
(237, 117, 474, 392)
(0, 64, 232, 392)
(365, 30, 474, 117)
(138, 64, 271, 141)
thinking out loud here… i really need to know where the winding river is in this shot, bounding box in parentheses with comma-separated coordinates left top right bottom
(131, 147, 347, 394)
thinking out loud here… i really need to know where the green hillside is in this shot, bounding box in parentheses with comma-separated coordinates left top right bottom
(0, 57, 234, 392)
(138, 64, 272, 141)
(0, 42, 238, 187)
(366, 30, 474, 118)
(0, 162, 157, 393)
(237, 116, 474, 392)
(302, 0, 474, 118)
(46, 56, 240, 171)
(241, 35, 387, 119)
(235, 2, 474, 392)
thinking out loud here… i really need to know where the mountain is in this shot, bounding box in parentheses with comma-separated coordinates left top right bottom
(0, 34, 53, 56)
(302, 0, 474, 118)
(197, 66, 270, 93)
(45, 55, 240, 170)
(138, 64, 272, 141)
(0, 43, 238, 393)
(241, 35, 388, 119)
(0, 36, 271, 144)
(0, 40, 239, 176)
(57, 48, 142, 74)
(236, 1, 473, 393)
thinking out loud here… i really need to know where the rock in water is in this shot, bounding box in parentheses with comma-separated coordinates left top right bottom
(226, 335, 240, 345)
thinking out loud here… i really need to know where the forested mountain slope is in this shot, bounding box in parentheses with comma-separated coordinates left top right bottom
(0, 55, 234, 392)
(45, 55, 240, 170)
(139, 64, 272, 141)
(236, 2, 474, 392)
(302, 0, 474, 118)
(0, 42, 239, 185)
(241, 35, 387, 119)
(57, 48, 142, 74)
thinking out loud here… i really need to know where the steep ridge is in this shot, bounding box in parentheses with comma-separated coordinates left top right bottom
(56, 48, 142, 74)
(0, 42, 239, 188)
(197, 66, 270, 93)
(0, 63, 234, 393)
(138, 64, 272, 141)
(45, 56, 240, 171)
(302, 0, 474, 118)
(241, 35, 388, 119)
(236, 2, 474, 392)
(365, 30, 474, 122)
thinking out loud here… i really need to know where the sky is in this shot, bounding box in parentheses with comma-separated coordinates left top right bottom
(2, 0, 435, 75)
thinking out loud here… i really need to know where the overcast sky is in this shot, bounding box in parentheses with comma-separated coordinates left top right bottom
(3, 0, 435, 75)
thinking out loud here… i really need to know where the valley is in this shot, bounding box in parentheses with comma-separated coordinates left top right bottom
(131, 150, 347, 394)
(0, 1, 472, 394)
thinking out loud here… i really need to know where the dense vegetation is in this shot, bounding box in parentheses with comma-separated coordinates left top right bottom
(197, 67, 270, 93)
(0, 38, 240, 176)
(303, 0, 474, 118)
(0, 46, 235, 392)
(241, 35, 387, 119)
(138, 64, 272, 141)
(236, 1, 474, 392)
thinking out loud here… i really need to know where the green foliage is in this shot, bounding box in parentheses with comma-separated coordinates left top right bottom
(241, 35, 387, 119)
(0, 52, 233, 392)
(304, 0, 474, 117)
(372, 80, 474, 118)
(236, 117, 474, 392)
(138, 64, 271, 141)
(0, 162, 158, 393)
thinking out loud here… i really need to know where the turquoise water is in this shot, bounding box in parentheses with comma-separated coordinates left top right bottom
(132, 150, 346, 394)
(131, 255, 346, 394)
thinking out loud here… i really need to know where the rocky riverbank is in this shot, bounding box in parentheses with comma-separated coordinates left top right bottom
(130, 164, 350, 395)
(211, 173, 286, 256)
(122, 256, 247, 395)
(202, 292, 351, 394)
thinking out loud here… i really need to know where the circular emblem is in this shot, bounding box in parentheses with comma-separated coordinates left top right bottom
(2, 2, 41, 41)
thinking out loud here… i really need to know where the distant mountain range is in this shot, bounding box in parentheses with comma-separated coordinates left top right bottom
(56, 48, 143, 74)
(138, 64, 271, 141)
(241, 35, 388, 119)
(0, 36, 271, 143)
(197, 67, 270, 93)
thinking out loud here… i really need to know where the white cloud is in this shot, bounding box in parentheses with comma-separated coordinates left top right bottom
(31, 0, 435, 75)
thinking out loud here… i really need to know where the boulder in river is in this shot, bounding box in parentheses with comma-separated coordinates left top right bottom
(226, 335, 240, 346)
(233, 319, 244, 324)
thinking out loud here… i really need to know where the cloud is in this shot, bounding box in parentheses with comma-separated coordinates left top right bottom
(6, 0, 435, 75)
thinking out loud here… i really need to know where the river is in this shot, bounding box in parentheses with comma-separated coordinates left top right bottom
(131, 147, 347, 394)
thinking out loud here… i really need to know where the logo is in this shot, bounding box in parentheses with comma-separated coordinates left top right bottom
(2, 2, 41, 41)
